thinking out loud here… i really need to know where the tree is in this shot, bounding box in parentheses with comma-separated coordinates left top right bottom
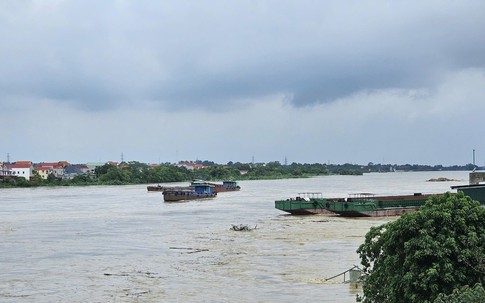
(433, 284, 485, 303)
(357, 192, 485, 303)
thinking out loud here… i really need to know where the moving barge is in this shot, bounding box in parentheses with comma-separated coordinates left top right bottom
(163, 182, 217, 202)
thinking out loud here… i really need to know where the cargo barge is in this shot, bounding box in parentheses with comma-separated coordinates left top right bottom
(275, 172, 485, 217)
(149, 180, 240, 193)
(275, 192, 432, 216)
(275, 193, 342, 215)
(163, 182, 217, 202)
(324, 193, 432, 217)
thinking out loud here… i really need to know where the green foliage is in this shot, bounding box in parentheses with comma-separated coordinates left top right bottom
(146, 165, 191, 183)
(433, 284, 485, 303)
(94, 163, 114, 177)
(357, 192, 485, 303)
(99, 166, 131, 183)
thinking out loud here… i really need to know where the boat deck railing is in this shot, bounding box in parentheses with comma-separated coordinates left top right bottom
(348, 193, 375, 198)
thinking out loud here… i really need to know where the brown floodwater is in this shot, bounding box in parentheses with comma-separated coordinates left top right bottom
(0, 171, 468, 302)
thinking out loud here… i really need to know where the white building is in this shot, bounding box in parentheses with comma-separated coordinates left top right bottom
(7, 163, 33, 180)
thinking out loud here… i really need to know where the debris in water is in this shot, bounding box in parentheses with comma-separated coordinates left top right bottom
(230, 224, 257, 231)
(169, 247, 209, 254)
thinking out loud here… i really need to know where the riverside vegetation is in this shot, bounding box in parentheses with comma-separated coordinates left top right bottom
(357, 192, 485, 303)
(0, 161, 478, 188)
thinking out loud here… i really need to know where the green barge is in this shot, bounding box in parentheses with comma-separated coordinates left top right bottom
(323, 193, 432, 217)
(275, 192, 432, 217)
(275, 173, 485, 217)
(274, 193, 344, 215)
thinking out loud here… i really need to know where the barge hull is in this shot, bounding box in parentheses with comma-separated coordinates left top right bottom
(331, 206, 420, 217)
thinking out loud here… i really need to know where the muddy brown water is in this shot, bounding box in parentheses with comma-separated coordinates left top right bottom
(0, 171, 468, 302)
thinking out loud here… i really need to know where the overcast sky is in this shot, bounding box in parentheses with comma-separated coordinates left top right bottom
(1, 1, 485, 165)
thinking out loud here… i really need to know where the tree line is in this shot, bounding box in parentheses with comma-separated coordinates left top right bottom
(0, 161, 478, 187)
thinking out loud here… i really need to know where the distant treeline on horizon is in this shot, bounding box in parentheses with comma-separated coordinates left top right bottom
(1, 160, 479, 188)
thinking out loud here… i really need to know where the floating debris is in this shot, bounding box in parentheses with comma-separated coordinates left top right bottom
(103, 270, 161, 278)
(427, 177, 460, 182)
(169, 247, 209, 254)
(230, 224, 257, 231)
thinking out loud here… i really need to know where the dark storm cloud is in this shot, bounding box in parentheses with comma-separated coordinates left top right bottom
(1, 1, 485, 110)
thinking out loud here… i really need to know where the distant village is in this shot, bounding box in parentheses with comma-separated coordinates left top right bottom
(0, 158, 479, 185)
(0, 160, 206, 181)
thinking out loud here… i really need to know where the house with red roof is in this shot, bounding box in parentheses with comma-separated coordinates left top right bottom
(38, 162, 66, 178)
(34, 166, 52, 180)
(6, 162, 33, 180)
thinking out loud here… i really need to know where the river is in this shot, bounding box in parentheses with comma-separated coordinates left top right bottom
(0, 171, 470, 302)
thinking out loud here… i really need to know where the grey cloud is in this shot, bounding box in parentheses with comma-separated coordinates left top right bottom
(1, 1, 485, 111)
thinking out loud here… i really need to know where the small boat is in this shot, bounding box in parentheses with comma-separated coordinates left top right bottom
(163, 182, 217, 202)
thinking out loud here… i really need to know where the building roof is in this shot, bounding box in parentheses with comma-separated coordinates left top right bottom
(34, 167, 52, 172)
(7, 163, 32, 169)
(14, 161, 33, 165)
(39, 162, 63, 169)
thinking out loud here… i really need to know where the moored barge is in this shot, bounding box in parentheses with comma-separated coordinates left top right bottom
(324, 193, 432, 217)
(275, 192, 432, 217)
(275, 179, 485, 217)
(275, 193, 342, 215)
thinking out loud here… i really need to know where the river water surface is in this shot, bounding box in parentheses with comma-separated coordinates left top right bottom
(0, 171, 469, 302)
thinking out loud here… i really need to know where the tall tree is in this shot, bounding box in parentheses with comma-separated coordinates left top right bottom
(357, 192, 485, 303)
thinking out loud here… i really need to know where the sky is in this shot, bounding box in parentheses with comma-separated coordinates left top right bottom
(1, 1, 485, 166)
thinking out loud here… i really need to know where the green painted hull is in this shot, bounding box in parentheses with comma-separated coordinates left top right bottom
(275, 193, 432, 217)
(325, 194, 432, 217)
(275, 198, 338, 215)
(275, 184, 485, 217)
